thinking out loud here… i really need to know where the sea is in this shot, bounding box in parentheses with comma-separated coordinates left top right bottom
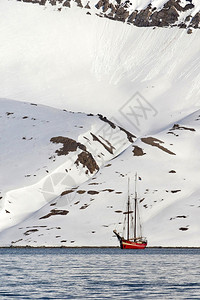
(0, 247, 199, 299)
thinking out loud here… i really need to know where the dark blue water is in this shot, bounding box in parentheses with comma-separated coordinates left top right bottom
(0, 248, 199, 299)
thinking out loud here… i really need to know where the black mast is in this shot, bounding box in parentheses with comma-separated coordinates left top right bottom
(127, 177, 130, 240)
(134, 173, 137, 241)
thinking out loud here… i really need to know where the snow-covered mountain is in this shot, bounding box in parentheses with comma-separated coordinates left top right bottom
(0, 99, 135, 246)
(0, 0, 200, 136)
(1, 98, 200, 247)
(0, 0, 200, 246)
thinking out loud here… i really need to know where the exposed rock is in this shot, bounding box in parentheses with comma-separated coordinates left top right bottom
(95, 0, 102, 9)
(51, 136, 99, 174)
(80, 203, 90, 209)
(63, 0, 71, 7)
(141, 137, 176, 155)
(17, 0, 200, 28)
(163, 0, 184, 11)
(91, 133, 115, 154)
(132, 145, 145, 156)
(190, 12, 200, 28)
(24, 229, 38, 235)
(85, 1, 90, 9)
(118, 126, 136, 143)
(187, 28, 193, 34)
(98, 114, 116, 129)
(102, 188, 114, 192)
(50, 136, 86, 156)
(171, 190, 181, 193)
(114, 7, 130, 22)
(127, 11, 137, 23)
(183, 3, 194, 11)
(170, 124, 195, 132)
(74, 0, 83, 8)
(75, 151, 99, 174)
(87, 190, 99, 194)
(61, 189, 74, 196)
(170, 215, 187, 220)
(39, 0, 47, 5)
(77, 190, 86, 194)
(49, 0, 57, 5)
(40, 209, 69, 219)
(151, 5, 179, 27)
(105, 163, 112, 167)
(134, 7, 152, 27)
(179, 227, 189, 231)
(94, 0, 198, 28)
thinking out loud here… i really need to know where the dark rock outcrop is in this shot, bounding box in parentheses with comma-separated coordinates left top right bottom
(50, 136, 86, 156)
(40, 209, 69, 219)
(50, 136, 99, 174)
(94, 0, 199, 28)
(190, 12, 200, 28)
(63, 0, 71, 7)
(16, 0, 200, 29)
(132, 145, 145, 156)
(75, 151, 99, 174)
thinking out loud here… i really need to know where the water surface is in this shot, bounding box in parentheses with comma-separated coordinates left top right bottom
(0, 248, 199, 299)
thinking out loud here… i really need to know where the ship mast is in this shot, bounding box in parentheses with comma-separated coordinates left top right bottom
(134, 173, 137, 241)
(127, 177, 130, 240)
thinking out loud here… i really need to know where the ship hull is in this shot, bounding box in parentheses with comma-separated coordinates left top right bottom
(121, 239, 147, 249)
(113, 230, 147, 249)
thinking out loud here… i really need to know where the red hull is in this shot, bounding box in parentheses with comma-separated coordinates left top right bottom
(113, 230, 147, 249)
(121, 239, 147, 249)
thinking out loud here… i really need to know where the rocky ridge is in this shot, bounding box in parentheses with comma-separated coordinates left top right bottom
(16, 0, 200, 29)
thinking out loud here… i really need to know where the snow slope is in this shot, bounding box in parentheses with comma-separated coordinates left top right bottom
(0, 99, 200, 247)
(0, 0, 200, 136)
(0, 99, 134, 238)
(0, 0, 200, 247)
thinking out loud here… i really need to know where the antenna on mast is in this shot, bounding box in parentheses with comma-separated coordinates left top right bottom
(135, 172, 137, 198)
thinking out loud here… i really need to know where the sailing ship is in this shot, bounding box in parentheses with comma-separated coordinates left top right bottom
(113, 174, 147, 249)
